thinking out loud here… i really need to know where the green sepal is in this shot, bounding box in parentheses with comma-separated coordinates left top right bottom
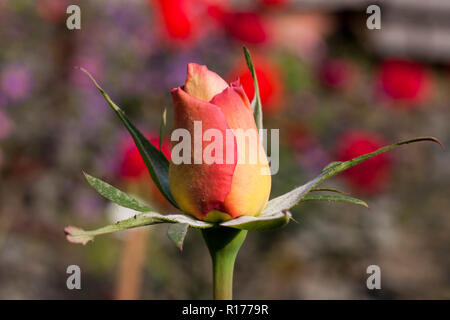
(243, 46, 263, 134)
(65, 212, 214, 245)
(167, 223, 189, 251)
(79, 68, 178, 209)
(83, 172, 151, 212)
(302, 194, 368, 208)
(261, 137, 442, 216)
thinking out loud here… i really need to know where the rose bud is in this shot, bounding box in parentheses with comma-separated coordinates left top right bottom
(169, 63, 271, 222)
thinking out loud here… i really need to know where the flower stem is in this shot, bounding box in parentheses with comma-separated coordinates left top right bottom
(202, 227, 247, 300)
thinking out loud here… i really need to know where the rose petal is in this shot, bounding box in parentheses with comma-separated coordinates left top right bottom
(210, 85, 271, 218)
(184, 63, 228, 102)
(169, 87, 237, 220)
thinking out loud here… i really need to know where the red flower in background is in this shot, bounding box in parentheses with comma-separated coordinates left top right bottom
(151, 0, 271, 45)
(336, 131, 391, 194)
(259, 0, 290, 7)
(152, 0, 193, 41)
(377, 59, 432, 106)
(229, 57, 283, 113)
(319, 58, 356, 91)
(118, 132, 172, 210)
(209, 6, 268, 44)
(119, 133, 170, 181)
(37, 0, 67, 23)
(287, 125, 317, 152)
(150, 0, 236, 45)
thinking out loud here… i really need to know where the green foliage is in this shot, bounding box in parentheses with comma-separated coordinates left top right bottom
(167, 223, 189, 251)
(65, 212, 214, 245)
(321, 161, 343, 172)
(220, 211, 291, 230)
(261, 137, 441, 216)
(69, 123, 441, 243)
(79, 68, 178, 209)
(311, 187, 348, 195)
(243, 46, 263, 134)
(301, 194, 368, 208)
(159, 107, 167, 151)
(84, 172, 151, 212)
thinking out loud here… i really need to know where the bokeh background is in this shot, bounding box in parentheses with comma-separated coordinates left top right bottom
(0, 0, 449, 299)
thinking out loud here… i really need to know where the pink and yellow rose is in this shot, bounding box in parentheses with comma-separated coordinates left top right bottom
(169, 63, 271, 221)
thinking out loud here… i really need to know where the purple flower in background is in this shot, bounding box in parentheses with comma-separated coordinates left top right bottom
(0, 110, 14, 140)
(70, 55, 104, 89)
(0, 95, 7, 109)
(118, 71, 153, 96)
(298, 145, 329, 174)
(80, 91, 111, 129)
(105, 2, 149, 34)
(163, 52, 200, 89)
(132, 26, 157, 57)
(1, 64, 33, 102)
(73, 189, 104, 223)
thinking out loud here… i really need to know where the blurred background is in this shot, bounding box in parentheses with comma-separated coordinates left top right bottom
(0, 0, 449, 299)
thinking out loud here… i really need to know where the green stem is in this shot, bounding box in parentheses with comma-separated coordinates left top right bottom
(202, 227, 247, 300)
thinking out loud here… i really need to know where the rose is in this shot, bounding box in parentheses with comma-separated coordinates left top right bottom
(376, 59, 432, 107)
(169, 63, 271, 222)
